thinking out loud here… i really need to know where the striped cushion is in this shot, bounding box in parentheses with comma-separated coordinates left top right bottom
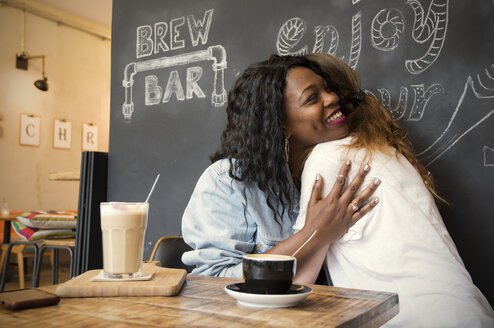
(16, 210, 76, 229)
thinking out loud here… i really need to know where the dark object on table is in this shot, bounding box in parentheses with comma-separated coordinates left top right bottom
(0, 288, 59, 310)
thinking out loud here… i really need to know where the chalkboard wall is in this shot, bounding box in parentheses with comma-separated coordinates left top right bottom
(108, 0, 494, 303)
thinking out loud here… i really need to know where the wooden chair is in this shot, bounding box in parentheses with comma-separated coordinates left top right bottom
(0, 241, 51, 291)
(149, 236, 194, 273)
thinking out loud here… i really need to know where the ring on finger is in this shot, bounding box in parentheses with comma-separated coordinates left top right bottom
(350, 202, 359, 212)
(337, 174, 347, 184)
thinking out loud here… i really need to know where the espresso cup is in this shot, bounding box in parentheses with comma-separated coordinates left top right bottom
(242, 254, 296, 294)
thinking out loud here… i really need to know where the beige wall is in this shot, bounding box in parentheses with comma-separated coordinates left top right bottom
(0, 6, 110, 211)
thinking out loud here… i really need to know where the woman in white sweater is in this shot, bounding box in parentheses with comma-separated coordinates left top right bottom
(292, 53, 493, 327)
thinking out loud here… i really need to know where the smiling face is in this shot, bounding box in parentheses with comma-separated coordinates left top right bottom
(283, 66, 349, 152)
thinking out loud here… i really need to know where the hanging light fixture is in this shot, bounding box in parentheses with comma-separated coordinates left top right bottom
(16, 53, 49, 91)
(15, 9, 48, 91)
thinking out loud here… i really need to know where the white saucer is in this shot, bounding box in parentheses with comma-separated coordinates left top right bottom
(224, 283, 312, 308)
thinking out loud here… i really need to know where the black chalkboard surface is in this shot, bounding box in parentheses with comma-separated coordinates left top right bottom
(108, 0, 494, 303)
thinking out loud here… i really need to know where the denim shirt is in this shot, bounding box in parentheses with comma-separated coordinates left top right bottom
(181, 159, 299, 278)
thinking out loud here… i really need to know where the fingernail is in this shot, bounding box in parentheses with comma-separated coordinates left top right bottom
(374, 178, 381, 186)
(315, 174, 321, 183)
(374, 197, 380, 204)
(346, 160, 351, 166)
(364, 165, 370, 172)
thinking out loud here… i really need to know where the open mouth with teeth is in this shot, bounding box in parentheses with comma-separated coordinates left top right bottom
(325, 109, 346, 125)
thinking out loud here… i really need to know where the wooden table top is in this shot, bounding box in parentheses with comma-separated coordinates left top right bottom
(0, 274, 398, 327)
(0, 211, 24, 221)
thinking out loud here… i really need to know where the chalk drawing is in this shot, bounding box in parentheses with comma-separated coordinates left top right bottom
(278, 13, 362, 69)
(137, 9, 214, 59)
(376, 83, 443, 121)
(348, 11, 362, 70)
(122, 45, 227, 120)
(371, 8, 405, 51)
(144, 66, 206, 105)
(277, 18, 308, 55)
(187, 9, 214, 47)
(378, 87, 408, 121)
(417, 65, 494, 166)
(477, 69, 494, 91)
(352, 0, 362, 4)
(406, 0, 449, 74)
(484, 146, 494, 167)
(313, 25, 339, 55)
(408, 84, 444, 121)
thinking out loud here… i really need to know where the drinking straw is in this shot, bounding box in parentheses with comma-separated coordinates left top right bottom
(291, 230, 317, 257)
(145, 174, 160, 203)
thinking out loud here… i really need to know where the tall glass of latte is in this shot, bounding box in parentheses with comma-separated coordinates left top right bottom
(100, 202, 149, 279)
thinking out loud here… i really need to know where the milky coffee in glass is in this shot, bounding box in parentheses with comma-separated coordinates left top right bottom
(100, 202, 148, 279)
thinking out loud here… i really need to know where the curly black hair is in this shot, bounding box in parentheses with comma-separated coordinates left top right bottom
(211, 54, 338, 222)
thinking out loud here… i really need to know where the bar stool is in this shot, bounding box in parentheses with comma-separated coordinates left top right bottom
(33, 238, 75, 287)
(0, 241, 39, 291)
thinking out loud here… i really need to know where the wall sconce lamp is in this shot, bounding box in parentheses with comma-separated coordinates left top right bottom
(16, 52, 49, 91)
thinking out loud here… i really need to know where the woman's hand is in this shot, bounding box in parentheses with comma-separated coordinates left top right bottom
(266, 160, 380, 283)
(303, 160, 380, 248)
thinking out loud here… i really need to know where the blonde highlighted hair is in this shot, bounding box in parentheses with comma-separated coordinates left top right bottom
(306, 53, 445, 203)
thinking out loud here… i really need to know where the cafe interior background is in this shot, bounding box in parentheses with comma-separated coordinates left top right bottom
(0, 0, 112, 214)
(1, 0, 493, 308)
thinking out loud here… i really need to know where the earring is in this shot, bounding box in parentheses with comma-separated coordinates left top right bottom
(284, 137, 290, 163)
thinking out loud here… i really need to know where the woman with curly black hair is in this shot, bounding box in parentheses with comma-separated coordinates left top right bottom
(181, 54, 380, 282)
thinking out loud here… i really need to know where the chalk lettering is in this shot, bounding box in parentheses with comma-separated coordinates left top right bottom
(136, 25, 153, 58)
(163, 70, 185, 102)
(187, 9, 214, 47)
(136, 9, 215, 59)
(145, 75, 162, 105)
(170, 17, 185, 50)
(186, 66, 206, 99)
(144, 66, 207, 106)
(154, 22, 169, 53)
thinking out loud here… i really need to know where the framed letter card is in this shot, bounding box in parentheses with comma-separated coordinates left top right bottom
(53, 119, 72, 149)
(82, 123, 98, 151)
(20, 114, 40, 146)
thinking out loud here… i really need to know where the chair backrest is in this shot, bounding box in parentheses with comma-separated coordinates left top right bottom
(149, 236, 194, 273)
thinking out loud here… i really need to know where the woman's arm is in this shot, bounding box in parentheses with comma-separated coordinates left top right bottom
(181, 162, 258, 278)
(265, 161, 380, 283)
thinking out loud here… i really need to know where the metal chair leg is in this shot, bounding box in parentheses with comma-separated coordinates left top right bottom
(0, 243, 15, 292)
(33, 245, 47, 288)
(67, 247, 74, 278)
(52, 248, 59, 284)
(35, 245, 74, 287)
(31, 245, 38, 288)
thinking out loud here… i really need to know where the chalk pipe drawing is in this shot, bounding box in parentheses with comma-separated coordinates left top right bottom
(417, 65, 494, 166)
(406, 0, 449, 74)
(484, 146, 494, 167)
(122, 45, 227, 120)
(371, 8, 405, 51)
(278, 12, 362, 69)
